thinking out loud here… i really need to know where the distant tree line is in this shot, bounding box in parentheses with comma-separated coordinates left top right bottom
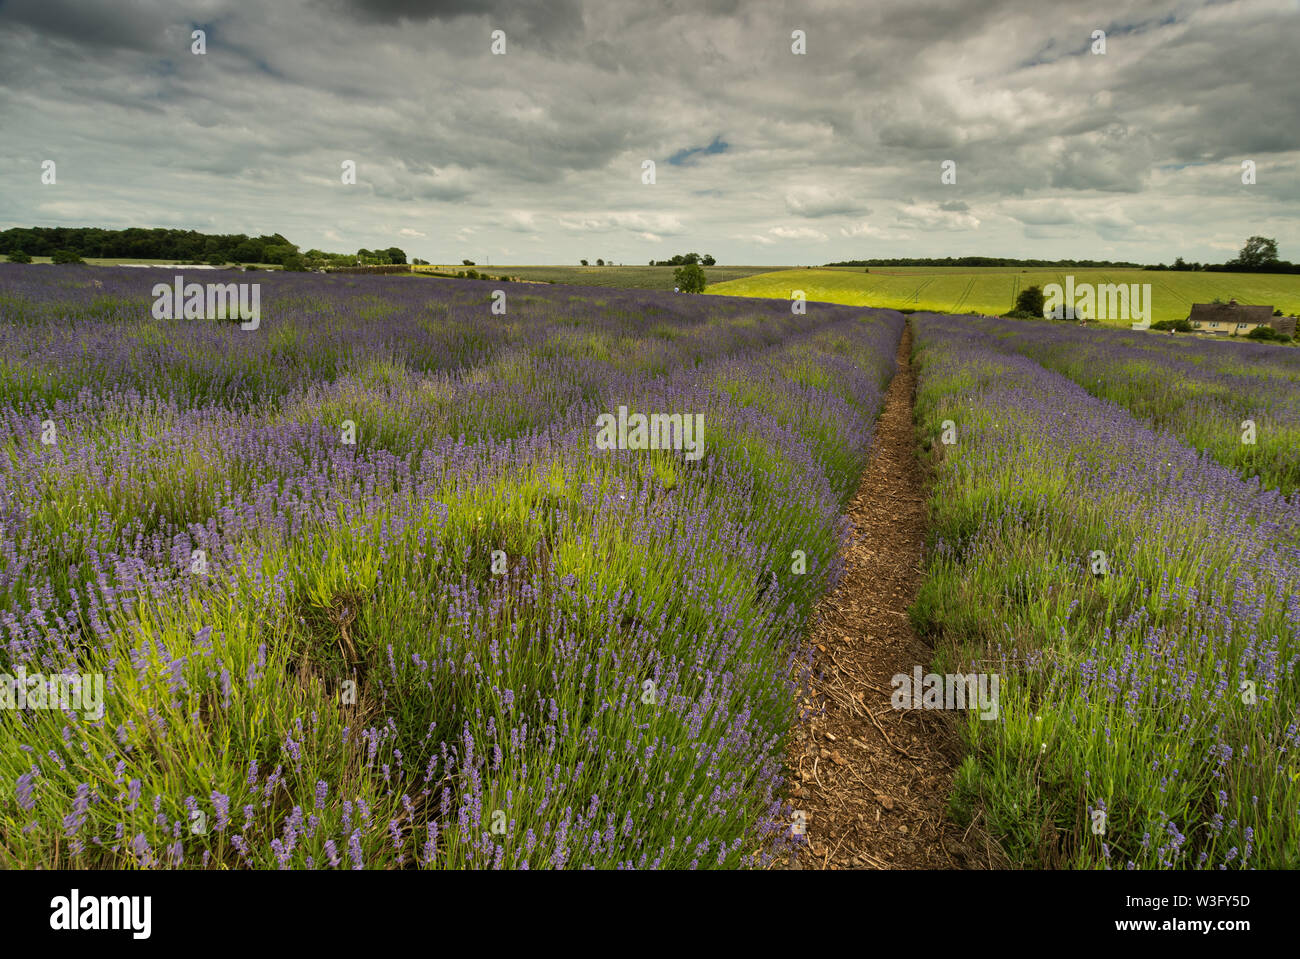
(323, 247, 407, 268)
(0, 227, 406, 271)
(827, 239, 1297, 274)
(650, 253, 715, 266)
(825, 256, 1145, 268)
(1145, 238, 1299, 274)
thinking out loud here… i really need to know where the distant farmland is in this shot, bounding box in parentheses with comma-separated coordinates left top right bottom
(708, 267, 1300, 326)
(414, 264, 784, 290)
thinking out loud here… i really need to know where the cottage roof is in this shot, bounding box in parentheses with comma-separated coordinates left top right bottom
(1188, 302, 1275, 325)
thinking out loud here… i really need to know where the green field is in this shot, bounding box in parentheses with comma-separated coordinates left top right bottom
(21, 260, 781, 286)
(36, 258, 1300, 324)
(415, 264, 785, 290)
(708, 267, 1300, 326)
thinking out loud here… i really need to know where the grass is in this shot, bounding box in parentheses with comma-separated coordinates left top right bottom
(910, 314, 1300, 870)
(956, 315, 1300, 495)
(413, 264, 785, 290)
(708, 267, 1300, 326)
(0, 267, 903, 869)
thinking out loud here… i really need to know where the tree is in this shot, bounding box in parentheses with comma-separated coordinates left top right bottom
(673, 263, 706, 293)
(207, 253, 227, 266)
(385, 247, 407, 265)
(1172, 256, 1187, 271)
(596, 258, 604, 266)
(701, 254, 716, 266)
(463, 259, 476, 266)
(1234, 236, 1279, 270)
(7, 250, 32, 263)
(1015, 285, 1045, 316)
(262, 243, 298, 266)
(233, 241, 263, 263)
(580, 259, 588, 266)
(280, 253, 306, 271)
(51, 249, 85, 265)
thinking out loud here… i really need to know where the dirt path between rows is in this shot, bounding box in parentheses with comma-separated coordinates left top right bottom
(782, 320, 1002, 870)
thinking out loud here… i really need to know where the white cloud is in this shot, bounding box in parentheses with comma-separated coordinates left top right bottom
(840, 220, 883, 238)
(769, 226, 827, 241)
(784, 186, 870, 218)
(556, 212, 685, 235)
(501, 212, 538, 232)
(897, 204, 981, 231)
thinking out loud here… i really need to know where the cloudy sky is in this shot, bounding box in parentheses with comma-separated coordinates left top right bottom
(1, 0, 1297, 264)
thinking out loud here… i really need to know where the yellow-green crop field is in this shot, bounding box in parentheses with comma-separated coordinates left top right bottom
(707, 267, 1300, 326)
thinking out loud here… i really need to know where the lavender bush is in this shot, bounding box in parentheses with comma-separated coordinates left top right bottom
(912, 313, 1299, 869)
(957, 314, 1300, 495)
(0, 266, 902, 868)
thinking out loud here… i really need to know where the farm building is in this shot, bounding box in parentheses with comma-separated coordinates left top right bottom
(1188, 300, 1296, 336)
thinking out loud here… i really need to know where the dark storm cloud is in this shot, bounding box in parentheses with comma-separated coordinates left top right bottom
(0, 0, 171, 50)
(330, 0, 585, 41)
(0, 0, 1295, 264)
(336, 0, 576, 20)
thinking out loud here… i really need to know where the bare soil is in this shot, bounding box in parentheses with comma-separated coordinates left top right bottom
(781, 321, 1003, 870)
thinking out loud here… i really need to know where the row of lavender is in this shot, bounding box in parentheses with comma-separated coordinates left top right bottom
(957, 314, 1300, 495)
(0, 266, 904, 868)
(911, 313, 1299, 868)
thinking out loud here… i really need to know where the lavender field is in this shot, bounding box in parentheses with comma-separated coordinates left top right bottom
(960, 315, 1300, 495)
(0, 265, 903, 868)
(912, 313, 1300, 868)
(3, 264, 1296, 872)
